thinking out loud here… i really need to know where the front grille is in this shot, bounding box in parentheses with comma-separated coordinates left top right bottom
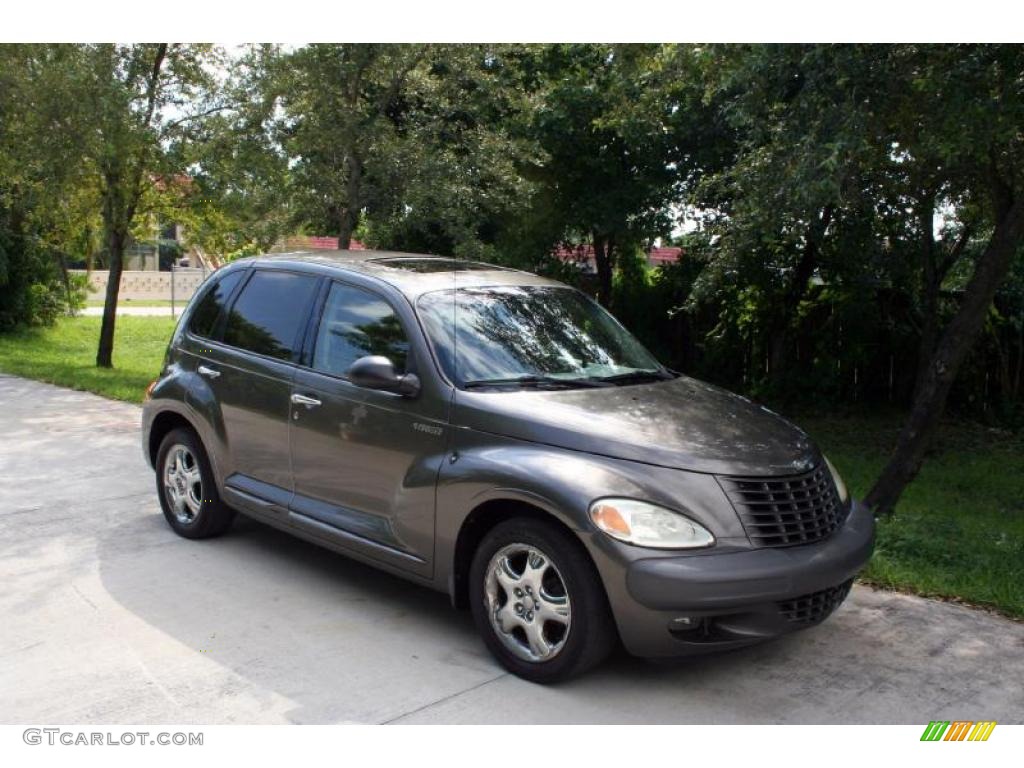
(778, 580, 853, 625)
(718, 463, 848, 548)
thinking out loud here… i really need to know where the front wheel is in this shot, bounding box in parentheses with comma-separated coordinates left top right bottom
(155, 427, 234, 539)
(469, 517, 616, 683)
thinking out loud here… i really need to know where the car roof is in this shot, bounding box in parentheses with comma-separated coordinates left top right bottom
(229, 250, 565, 301)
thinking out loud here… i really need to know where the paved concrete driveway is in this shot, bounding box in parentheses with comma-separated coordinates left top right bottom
(1, 374, 1022, 724)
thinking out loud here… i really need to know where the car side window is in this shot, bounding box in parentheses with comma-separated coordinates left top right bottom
(189, 270, 245, 339)
(221, 270, 319, 361)
(312, 282, 410, 377)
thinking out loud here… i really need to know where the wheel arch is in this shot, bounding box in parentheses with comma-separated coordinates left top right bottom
(147, 403, 226, 484)
(449, 497, 596, 611)
(148, 410, 201, 466)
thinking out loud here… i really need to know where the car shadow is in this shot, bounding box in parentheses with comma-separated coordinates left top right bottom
(95, 506, 1024, 724)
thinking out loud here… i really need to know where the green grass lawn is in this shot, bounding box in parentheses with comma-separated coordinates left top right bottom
(0, 315, 1021, 618)
(799, 414, 1024, 619)
(0, 315, 176, 402)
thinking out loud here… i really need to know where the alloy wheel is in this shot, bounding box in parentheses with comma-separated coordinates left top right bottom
(163, 444, 203, 525)
(484, 543, 572, 662)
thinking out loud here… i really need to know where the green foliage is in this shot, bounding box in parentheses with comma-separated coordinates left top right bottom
(175, 46, 293, 261)
(0, 251, 74, 330)
(360, 45, 535, 261)
(273, 44, 429, 244)
(0, 45, 89, 328)
(500, 44, 706, 300)
(662, 44, 1024, 417)
(271, 44, 533, 261)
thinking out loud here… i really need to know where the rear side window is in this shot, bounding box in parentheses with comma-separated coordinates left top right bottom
(222, 271, 319, 361)
(312, 282, 410, 376)
(189, 270, 245, 339)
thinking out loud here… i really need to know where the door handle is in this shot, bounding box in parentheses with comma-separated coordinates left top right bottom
(290, 393, 322, 408)
(197, 365, 220, 379)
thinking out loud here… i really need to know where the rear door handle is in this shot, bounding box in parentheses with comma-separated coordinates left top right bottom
(197, 365, 220, 379)
(290, 393, 322, 408)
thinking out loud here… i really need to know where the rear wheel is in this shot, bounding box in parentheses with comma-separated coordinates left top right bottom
(156, 427, 234, 539)
(469, 517, 616, 683)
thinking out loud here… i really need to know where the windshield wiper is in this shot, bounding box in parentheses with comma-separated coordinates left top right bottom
(593, 369, 676, 385)
(463, 374, 609, 390)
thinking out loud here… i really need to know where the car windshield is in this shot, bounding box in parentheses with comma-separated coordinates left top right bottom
(416, 285, 668, 388)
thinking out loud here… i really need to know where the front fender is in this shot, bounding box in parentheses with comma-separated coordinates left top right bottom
(433, 427, 746, 604)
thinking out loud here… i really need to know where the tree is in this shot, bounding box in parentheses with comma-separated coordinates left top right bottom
(0, 45, 89, 328)
(516, 44, 686, 305)
(362, 44, 536, 262)
(674, 44, 1024, 512)
(67, 44, 222, 367)
(861, 45, 1024, 514)
(691, 45, 884, 388)
(170, 45, 292, 263)
(276, 44, 428, 249)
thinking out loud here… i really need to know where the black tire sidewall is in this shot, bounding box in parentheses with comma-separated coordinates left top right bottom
(469, 517, 614, 683)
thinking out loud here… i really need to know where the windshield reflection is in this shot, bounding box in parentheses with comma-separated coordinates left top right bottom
(416, 286, 664, 388)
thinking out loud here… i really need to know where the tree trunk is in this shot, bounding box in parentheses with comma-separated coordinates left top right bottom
(96, 229, 125, 368)
(914, 198, 939, 401)
(593, 234, 614, 308)
(767, 205, 834, 385)
(866, 195, 1024, 515)
(912, 195, 972, 403)
(767, 327, 789, 385)
(337, 153, 362, 250)
(94, 44, 167, 369)
(337, 215, 356, 250)
(1014, 316, 1023, 401)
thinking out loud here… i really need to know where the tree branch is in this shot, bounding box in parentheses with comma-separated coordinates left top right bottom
(158, 103, 230, 138)
(937, 224, 973, 278)
(124, 43, 168, 225)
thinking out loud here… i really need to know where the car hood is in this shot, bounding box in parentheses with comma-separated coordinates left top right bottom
(453, 375, 819, 477)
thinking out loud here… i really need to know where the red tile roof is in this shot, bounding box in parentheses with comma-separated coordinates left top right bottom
(554, 244, 683, 265)
(648, 246, 683, 264)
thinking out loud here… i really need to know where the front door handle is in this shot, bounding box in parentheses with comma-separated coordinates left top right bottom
(290, 393, 322, 408)
(197, 365, 220, 379)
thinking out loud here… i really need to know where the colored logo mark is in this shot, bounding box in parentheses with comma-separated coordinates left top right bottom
(920, 721, 996, 742)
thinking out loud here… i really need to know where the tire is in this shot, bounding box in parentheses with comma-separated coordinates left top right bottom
(469, 517, 617, 683)
(155, 427, 235, 539)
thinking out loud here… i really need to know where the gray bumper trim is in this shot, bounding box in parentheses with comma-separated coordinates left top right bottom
(625, 500, 875, 611)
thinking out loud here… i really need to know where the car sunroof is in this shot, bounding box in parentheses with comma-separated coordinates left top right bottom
(370, 257, 504, 273)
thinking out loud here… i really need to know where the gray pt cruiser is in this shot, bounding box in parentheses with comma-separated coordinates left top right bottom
(142, 251, 874, 683)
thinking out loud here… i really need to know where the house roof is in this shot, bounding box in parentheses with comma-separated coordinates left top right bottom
(554, 244, 683, 265)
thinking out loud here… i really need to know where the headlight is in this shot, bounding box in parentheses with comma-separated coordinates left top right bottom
(588, 498, 715, 549)
(824, 455, 849, 504)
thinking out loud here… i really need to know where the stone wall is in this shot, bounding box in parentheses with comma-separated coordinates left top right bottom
(73, 269, 211, 302)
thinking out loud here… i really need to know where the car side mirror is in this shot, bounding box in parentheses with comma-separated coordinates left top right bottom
(346, 355, 420, 397)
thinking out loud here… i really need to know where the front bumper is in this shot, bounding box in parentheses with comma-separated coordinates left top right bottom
(611, 500, 874, 657)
